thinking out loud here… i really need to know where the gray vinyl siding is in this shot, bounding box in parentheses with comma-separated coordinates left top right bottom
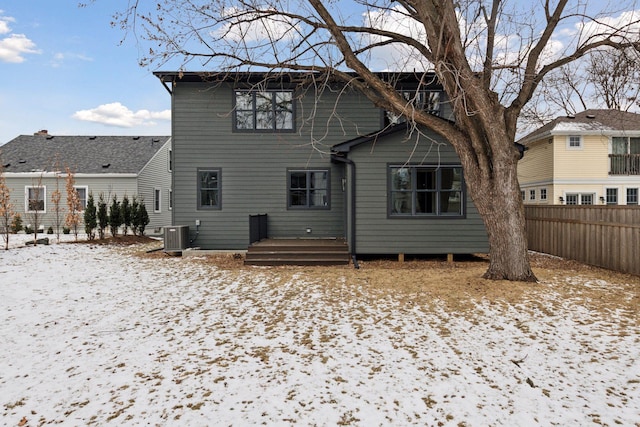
(5, 174, 138, 232)
(138, 139, 172, 233)
(348, 129, 489, 255)
(171, 82, 381, 249)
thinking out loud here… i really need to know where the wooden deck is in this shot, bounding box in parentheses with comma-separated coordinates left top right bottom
(244, 238, 351, 266)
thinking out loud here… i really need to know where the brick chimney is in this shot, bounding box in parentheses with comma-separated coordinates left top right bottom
(34, 129, 49, 135)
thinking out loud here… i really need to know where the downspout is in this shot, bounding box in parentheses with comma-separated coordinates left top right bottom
(331, 154, 359, 269)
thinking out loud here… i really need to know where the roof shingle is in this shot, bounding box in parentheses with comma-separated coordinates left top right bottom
(0, 135, 170, 174)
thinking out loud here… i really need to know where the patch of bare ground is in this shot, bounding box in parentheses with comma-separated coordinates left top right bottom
(133, 246, 639, 324)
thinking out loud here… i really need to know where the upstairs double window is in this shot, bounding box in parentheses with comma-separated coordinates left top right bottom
(234, 90, 294, 132)
(384, 90, 441, 125)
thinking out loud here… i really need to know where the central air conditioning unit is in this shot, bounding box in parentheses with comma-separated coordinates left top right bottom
(163, 225, 189, 252)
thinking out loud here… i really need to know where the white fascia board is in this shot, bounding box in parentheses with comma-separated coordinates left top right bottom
(4, 172, 138, 179)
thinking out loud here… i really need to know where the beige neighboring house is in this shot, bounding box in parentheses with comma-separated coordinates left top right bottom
(0, 131, 172, 235)
(517, 109, 640, 206)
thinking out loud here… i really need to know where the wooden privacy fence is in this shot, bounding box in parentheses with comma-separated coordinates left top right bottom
(524, 206, 640, 276)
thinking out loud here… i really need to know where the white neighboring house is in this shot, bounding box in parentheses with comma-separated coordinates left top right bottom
(0, 131, 172, 235)
(517, 109, 640, 205)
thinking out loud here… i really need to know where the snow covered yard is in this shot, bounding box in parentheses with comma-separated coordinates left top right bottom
(1, 235, 639, 426)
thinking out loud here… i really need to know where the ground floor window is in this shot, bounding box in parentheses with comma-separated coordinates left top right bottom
(26, 186, 46, 212)
(154, 188, 161, 213)
(565, 193, 594, 205)
(627, 188, 638, 205)
(287, 169, 330, 209)
(540, 188, 547, 201)
(389, 165, 464, 216)
(606, 188, 618, 205)
(197, 168, 221, 210)
(74, 186, 88, 210)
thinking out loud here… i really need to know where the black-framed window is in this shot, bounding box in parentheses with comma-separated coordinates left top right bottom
(288, 169, 330, 209)
(154, 188, 161, 213)
(234, 90, 294, 131)
(197, 168, 221, 210)
(389, 165, 464, 217)
(384, 90, 441, 125)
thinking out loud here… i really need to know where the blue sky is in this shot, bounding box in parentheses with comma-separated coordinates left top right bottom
(2, 1, 639, 146)
(0, 1, 171, 145)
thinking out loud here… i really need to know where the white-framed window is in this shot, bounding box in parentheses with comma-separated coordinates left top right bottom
(154, 188, 161, 213)
(74, 186, 88, 211)
(540, 188, 547, 201)
(565, 193, 594, 205)
(521, 190, 525, 201)
(25, 186, 46, 213)
(529, 189, 536, 200)
(626, 188, 638, 205)
(168, 149, 173, 172)
(168, 189, 173, 210)
(567, 135, 583, 150)
(606, 188, 618, 205)
(581, 194, 593, 205)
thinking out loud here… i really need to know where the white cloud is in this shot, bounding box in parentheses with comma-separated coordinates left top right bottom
(0, 33, 40, 63)
(214, 7, 301, 43)
(0, 13, 14, 34)
(72, 102, 171, 128)
(576, 9, 640, 44)
(51, 51, 94, 68)
(362, 6, 432, 71)
(0, 12, 40, 63)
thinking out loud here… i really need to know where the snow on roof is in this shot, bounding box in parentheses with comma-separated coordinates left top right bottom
(552, 121, 615, 132)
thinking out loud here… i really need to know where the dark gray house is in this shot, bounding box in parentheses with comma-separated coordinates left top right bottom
(1, 133, 172, 235)
(154, 71, 488, 261)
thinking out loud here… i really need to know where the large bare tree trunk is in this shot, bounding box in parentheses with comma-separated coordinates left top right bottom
(459, 157, 538, 281)
(468, 161, 536, 282)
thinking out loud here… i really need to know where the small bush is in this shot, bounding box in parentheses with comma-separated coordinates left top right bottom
(10, 214, 23, 234)
(47, 226, 54, 234)
(24, 225, 33, 234)
(62, 226, 71, 234)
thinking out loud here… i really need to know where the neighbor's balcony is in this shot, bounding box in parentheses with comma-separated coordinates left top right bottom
(609, 154, 640, 175)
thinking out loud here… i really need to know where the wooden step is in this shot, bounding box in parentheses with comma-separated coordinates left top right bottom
(244, 238, 350, 266)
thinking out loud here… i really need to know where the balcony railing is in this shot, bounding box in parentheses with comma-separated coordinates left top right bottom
(609, 154, 640, 175)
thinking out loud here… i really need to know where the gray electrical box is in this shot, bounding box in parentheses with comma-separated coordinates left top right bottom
(163, 225, 189, 252)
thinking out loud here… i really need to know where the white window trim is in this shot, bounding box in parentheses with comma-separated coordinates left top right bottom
(529, 189, 536, 200)
(566, 135, 583, 150)
(605, 187, 619, 205)
(168, 149, 173, 172)
(73, 185, 89, 211)
(154, 188, 162, 213)
(625, 187, 639, 205)
(540, 188, 547, 201)
(168, 189, 173, 210)
(25, 185, 47, 213)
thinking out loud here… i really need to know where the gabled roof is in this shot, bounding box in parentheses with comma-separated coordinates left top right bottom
(518, 109, 640, 145)
(0, 134, 170, 174)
